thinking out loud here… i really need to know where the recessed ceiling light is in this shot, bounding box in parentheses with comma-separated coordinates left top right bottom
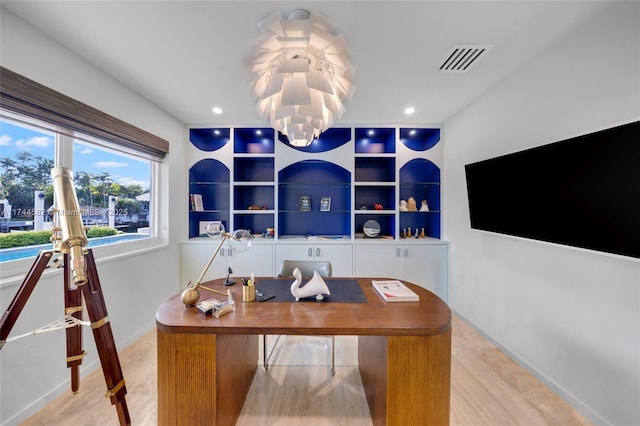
(409, 130, 417, 136)
(368, 130, 375, 136)
(255, 130, 262, 135)
(212, 107, 223, 114)
(404, 107, 415, 115)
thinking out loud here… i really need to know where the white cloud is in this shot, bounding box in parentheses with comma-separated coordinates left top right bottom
(80, 148, 94, 154)
(94, 161, 127, 168)
(118, 176, 149, 188)
(15, 136, 53, 149)
(0, 135, 11, 146)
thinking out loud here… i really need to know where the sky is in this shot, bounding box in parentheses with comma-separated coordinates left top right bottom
(0, 119, 150, 190)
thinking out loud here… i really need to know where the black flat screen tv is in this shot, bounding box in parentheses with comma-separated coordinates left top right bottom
(465, 120, 640, 259)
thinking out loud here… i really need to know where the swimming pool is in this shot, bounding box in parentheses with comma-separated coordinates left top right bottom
(0, 233, 148, 262)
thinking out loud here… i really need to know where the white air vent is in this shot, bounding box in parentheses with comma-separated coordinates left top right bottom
(440, 44, 493, 73)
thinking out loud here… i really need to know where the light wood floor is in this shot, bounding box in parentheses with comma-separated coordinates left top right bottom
(21, 314, 592, 426)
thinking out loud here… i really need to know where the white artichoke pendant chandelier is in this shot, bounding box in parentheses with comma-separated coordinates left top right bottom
(247, 9, 355, 147)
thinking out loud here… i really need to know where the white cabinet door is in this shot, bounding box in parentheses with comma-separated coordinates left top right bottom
(181, 242, 226, 290)
(354, 242, 449, 302)
(181, 241, 274, 289)
(275, 243, 353, 277)
(399, 243, 448, 302)
(354, 244, 403, 279)
(220, 241, 274, 277)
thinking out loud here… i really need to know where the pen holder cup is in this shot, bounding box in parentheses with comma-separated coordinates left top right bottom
(243, 286, 256, 302)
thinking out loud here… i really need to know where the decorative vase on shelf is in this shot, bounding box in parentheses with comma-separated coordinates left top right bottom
(407, 197, 417, 212)
(419, 200, 429, 212)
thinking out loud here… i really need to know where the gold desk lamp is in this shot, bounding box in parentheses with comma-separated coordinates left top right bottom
(181, 223, 252, 306)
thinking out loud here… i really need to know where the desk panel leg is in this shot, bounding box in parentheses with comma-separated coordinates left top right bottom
(157, 329, 258, 426)
(359, 330, 451, 426)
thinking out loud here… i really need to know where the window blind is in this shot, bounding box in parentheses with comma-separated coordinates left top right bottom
(0, 66, 169, 161)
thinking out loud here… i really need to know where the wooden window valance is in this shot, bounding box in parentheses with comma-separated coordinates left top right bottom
(0, 66, 169, 161)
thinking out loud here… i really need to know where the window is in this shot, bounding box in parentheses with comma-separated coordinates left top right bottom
(0, 66, 169, 274)
(0, 115, 153, 262)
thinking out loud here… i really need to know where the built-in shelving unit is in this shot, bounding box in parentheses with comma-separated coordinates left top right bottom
(187, 125, 442, 240)
(184, 124, 448, 301)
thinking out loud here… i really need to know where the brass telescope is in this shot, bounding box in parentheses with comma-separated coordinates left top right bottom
(51, 167, 88, 286)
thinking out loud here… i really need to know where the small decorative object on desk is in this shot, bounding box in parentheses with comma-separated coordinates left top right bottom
(320, 197, 331, 211)
(372, 280, 419, 302)
(419, 200, 429, 212)
(299, 195, 311, 211)
(407, 197, 417, 211)
(242, 273, 257, 301)
(290, 267, 331, 301)
(195, 298, 235, 317)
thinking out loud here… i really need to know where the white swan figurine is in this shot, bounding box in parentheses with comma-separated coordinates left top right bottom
(290, 268, 331, 301)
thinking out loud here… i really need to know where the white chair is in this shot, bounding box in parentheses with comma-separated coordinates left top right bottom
(263, 260, 335, 375)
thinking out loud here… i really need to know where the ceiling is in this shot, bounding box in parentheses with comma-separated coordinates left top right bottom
(2, 1, 616, 127)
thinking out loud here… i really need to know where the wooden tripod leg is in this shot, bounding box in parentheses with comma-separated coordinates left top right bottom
(64, 253, 84, 393)
(81, 249, 130, 426)
(0, 251, 53, 347)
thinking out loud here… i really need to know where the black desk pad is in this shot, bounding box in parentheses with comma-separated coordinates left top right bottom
(254, 278, 367, 303)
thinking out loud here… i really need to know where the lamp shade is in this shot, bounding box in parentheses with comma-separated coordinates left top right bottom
(247, 10, 355, 147)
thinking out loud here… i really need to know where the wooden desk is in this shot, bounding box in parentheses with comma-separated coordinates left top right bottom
(156, 278, 451, 426)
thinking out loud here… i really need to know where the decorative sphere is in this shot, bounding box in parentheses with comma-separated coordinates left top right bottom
(205, 222, 225, 239)
(181, 287, 201, 306)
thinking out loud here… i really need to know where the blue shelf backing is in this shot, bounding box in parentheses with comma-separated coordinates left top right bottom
(234, 157, 274, 182)
(400, 158, 441, 184)
(399, 128, 440, 151)
(355, 186, 395, 211)
(234, 213, 274, 235)
(399, 158, 441, 239)
(234, 128, 275, 153)
(355, 128, 395, 153)
(278, 127, 351, 153)
(234, 186, 274, 210)
(278, 160, 351, 237)
(355, 157, 396, 182)
(190, 128, 230, 152)
(189, 159, 230, 238)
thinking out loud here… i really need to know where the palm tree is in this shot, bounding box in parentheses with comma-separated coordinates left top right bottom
(95, 172, 113, 207)
(75, 171, 95, 206)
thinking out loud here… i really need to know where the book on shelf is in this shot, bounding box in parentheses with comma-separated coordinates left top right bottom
(372, 280, 419, 302)
(190, 194, 204, 212)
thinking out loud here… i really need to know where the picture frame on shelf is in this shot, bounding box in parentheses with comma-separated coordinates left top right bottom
(299, 195, 311, 212)
(320, 197, 331, 211)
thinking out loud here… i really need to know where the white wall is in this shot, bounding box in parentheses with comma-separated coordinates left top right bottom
(0, 7, 186, 425)
(444, 2, 639, 425)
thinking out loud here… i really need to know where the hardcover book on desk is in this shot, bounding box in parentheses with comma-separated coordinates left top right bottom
(372, 280, 419, 302)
